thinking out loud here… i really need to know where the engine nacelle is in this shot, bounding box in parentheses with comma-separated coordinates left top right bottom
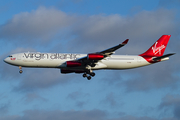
(66, 61, 82, 67)
(87, 53, 104, 60)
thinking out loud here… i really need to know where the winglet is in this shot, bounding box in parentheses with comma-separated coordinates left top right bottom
(121, 39, 129, 45)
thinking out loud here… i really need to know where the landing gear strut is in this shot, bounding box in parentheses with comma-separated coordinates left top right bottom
(83, 65, 96, 80)
(19, 66, 23, 74)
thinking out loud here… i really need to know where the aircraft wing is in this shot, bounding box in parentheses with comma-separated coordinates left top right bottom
(62, 39, 129, 70)
(74, 39, 129, 67)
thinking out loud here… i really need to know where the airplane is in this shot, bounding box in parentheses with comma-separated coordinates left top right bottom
(4, 35, 175, 80)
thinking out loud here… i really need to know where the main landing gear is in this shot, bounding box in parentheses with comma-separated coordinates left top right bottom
(19, 66, 23, 74)
(82, 71, 95, 80)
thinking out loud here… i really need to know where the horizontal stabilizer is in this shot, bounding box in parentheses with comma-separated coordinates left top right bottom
(152, 53, 175, 61)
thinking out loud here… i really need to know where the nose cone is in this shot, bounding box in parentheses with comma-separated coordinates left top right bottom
(3, 57, 9, 63)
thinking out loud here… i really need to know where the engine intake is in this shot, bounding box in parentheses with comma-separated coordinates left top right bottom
(88, 53, 104, 60)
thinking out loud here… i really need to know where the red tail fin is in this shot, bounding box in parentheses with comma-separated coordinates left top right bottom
(140, 35, 171, 57)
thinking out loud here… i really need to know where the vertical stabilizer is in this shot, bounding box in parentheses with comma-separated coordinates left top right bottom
(140, 35, 171, 57)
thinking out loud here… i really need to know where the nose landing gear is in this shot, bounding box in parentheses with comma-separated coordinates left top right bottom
(19, 66, 23, 74)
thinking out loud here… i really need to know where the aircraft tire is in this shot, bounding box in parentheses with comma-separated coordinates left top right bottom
(87, 76, 91, 80)
(19, 70, 23, 74)
(90, 72, 95, 77)
(83, 73, 87, 77)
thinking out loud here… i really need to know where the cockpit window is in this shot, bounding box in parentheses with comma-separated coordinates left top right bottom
(8, 55, 13, 57)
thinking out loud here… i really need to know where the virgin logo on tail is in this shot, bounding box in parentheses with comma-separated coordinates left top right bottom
(152, 42, 166, 55)
(139, 35, 171, 59)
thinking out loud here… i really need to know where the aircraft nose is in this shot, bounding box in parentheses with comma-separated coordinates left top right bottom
(3, 58, 9, 63)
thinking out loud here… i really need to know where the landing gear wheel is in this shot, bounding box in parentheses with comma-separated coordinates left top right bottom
(90, 72, 95, 77)
(87, 76, 91, 80)
(19, 70, 23, 74)
(83, 73, 87, 78)
(19, 66, 23, 74)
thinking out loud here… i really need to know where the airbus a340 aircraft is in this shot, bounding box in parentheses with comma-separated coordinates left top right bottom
(4, 35, 174, 80)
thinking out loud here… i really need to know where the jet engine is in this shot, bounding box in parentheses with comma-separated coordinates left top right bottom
(66, 61, 82, 67)
(87, 53, 104, 60)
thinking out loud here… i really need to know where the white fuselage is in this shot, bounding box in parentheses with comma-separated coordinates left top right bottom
(4, 52, 169, 70)
(3, 35, 172, 80)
